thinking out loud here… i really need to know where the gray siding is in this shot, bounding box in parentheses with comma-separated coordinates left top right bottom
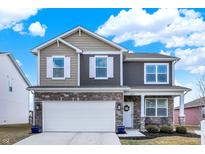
(63, 31, 119, 51)
(40, 42, 78, 86)
(123, 61, 172, 86)
(80, 54, 120, 86)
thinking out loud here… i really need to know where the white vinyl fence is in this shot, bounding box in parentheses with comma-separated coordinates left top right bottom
(201, 120, 205, 145)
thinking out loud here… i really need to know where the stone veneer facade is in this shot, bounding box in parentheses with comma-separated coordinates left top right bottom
(124, 96, 174, 129)
(34, 92, 124, 131)
(34, 92, 174, 131)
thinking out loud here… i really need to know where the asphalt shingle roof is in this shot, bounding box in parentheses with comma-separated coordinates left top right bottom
(130, 85, 190, 90)
(175, 96, 205, 109)
(124, 52, 179, 61)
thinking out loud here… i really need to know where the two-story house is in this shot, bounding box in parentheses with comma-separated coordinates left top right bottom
(28, 26, 191, 132)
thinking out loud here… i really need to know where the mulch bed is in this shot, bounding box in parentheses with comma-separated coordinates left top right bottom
(119, 132, 200, 140)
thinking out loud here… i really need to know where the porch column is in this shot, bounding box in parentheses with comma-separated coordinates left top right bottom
(179, 94, 185, 125)
(140, 94, 145, 131)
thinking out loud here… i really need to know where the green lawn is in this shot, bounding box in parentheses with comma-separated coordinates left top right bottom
(121, 136, 200, 145)
(0, 124, 31, 145)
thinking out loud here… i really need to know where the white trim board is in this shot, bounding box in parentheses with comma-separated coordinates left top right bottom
(27, 87, 129, 92)
(37, 50, 40, 85)
(33, 38, 82, 54)
(57, 38, 82, 53)
(124, 91, 185, 96)
(120, 52, 123, 86)
(82, 51, 122, 55)
(124, 58, 178, 62)
(77, 53, 80, 86)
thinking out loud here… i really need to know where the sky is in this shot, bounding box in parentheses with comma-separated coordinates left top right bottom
(0, 8, 205, 104)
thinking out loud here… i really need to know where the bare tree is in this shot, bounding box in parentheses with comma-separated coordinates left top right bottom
(197, 75, 205, 118)
(198, 75, 205, 98)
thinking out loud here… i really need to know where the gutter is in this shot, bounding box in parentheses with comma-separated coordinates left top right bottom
(124, 57, 178, 62)
(174, 57, 181, 64)
(27, 87, 130, 92)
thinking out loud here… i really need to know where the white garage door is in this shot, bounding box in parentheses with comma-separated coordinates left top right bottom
(43, 101, 116, 132)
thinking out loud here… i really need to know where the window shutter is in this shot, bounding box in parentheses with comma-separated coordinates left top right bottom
(64, 57, 70, 78)
(46, 57, 53, 78)
(89, 57, 95, 78)
(108, 57, 114, 78)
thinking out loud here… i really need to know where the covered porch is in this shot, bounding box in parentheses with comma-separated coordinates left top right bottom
(123, 86, 191, 131)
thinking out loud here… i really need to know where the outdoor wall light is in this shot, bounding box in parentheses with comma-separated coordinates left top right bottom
(36, 104, 40, 110)
(117, 104, 121, 110)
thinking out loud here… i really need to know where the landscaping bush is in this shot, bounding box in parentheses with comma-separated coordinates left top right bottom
(176, 126, 187, 134)
(160, 125, 173, 134)
(145, 125, 159, 133)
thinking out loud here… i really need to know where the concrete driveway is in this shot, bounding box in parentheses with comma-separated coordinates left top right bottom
(15, 132, 121, 145)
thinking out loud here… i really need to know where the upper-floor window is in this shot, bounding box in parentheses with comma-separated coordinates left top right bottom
(145, 63, 169, 84)
(145, 98, 168, 117)
(95, 56, 108, 79)
(53, 56, 64, 78)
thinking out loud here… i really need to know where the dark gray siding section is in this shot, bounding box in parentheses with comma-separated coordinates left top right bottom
(80, 54, 120, 86)
(123, 61, 172, 86)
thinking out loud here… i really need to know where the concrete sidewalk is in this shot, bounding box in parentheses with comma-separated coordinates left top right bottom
(15, 132, 121, 145)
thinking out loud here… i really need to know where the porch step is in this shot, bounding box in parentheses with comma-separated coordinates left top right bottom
(117, 129, 145, 138)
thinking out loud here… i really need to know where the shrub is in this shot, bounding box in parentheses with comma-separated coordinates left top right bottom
(160, 125, 173, 134)
(176, 126, 187, 134)
(145, 125, 159, 133)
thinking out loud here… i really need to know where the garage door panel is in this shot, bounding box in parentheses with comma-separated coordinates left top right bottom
(43, 101, 115, 132)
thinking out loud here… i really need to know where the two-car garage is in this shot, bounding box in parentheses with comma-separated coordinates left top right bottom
(42, 101, 116, 132)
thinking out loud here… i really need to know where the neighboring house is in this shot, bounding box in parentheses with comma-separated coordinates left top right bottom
(175, 97, 205, 126)
(28, 26, 191, 132)
(0, 52, 31, 125)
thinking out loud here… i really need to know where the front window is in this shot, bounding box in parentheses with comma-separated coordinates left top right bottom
(53, 57, 64, 78)
(145, 98, 168, 117)
(145, 99, 156, 116)
(145, 63, 168, 84)
(95, 56, 107, 78)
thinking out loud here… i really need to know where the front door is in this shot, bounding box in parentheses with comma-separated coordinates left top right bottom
(123, 102, 133, 128)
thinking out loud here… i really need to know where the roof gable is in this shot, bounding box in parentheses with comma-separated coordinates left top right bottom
(32, 26, 127, 54)
(0, 52, 31, 86)
(62, 30, 119, 51)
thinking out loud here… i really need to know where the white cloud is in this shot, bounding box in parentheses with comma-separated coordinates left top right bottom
(12, 23, 27, 35)
(96, 8, 205, 48)
(162, 47, 205, 74)
(0, 8, 38, 30)
(12, 23, 24, 32)
(160, 50, 171, 56)
(28, 21, 47, 37)
(16, 59, 23, 66)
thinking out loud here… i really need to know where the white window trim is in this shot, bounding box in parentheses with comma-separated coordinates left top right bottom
(94, 55, 108, 80)
(52, 55, 65, 80)
(144, 63, 169, 84)
(145, 98, 168, 117)
(37, 50, 40, 85)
